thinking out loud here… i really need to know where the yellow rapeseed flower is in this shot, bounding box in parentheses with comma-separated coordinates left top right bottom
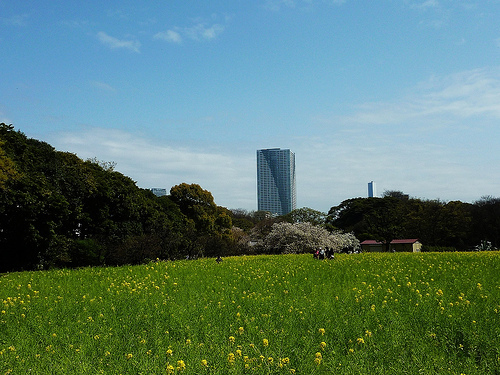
(263, 338, 269, 347)
(229, 336, 235, 343)
(201, 359, 208, 367)
(125, 353, 133, 359)
(357, 337, 365, 344)
(320, 341, 327, 350)
(176, 360, 186, 371)
(166, 364, 175, 374)
(314, 352, 322, 365)
(318, 328, 325, 335)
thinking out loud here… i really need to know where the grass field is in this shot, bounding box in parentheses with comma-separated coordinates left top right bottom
(1, 252, 499, 374)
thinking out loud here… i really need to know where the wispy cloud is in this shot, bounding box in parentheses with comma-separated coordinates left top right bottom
(154, 14, 229, 44)
(90, 81, 117, 93)
(47, 67, 500, 211)
(153, 30, 182, 44)
(97, 31, 141, 53)
(185, 23, 225, 41)
(154, 22, 225, 44)
(411, 0, 439, 10)
(338, 67, 500, 126)
(51, 128, 256, 209)
(1, 14, 29, 26)
(264, 0, 346, 11)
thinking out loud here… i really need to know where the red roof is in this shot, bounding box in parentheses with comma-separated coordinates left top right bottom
(360, 240, 383, 245)
(361, 239, 420, 245)
(390, 239, 419, 244)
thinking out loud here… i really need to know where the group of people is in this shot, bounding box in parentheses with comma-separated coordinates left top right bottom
(313, 247, 335, 260)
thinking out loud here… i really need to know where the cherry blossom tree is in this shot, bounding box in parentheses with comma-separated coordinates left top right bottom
(262, 221, 359, 254)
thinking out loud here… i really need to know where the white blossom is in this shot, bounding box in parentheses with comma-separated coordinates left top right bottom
(262, 222, 359, 254)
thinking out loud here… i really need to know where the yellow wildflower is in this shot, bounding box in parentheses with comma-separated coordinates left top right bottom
(176, 360, 186, 371)
(229, 336, 235, 343)
(125, 353, 133, 359)
(320, 341, 327, 350)
(201, 359, 208, 367)
(314, 352, 322, 365)
(318, 328, 325, 335)
(263, 338, 269, 347)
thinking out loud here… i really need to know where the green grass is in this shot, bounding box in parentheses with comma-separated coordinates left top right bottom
(1, 252, 500, 374)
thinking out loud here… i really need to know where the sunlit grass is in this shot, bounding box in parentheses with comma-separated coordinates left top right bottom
(1, 252, 499, 374)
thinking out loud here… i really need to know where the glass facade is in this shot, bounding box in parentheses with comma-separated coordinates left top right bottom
(257, 148, 296, 215)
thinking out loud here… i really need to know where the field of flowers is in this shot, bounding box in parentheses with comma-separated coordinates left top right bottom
(1, 252, 499, 374)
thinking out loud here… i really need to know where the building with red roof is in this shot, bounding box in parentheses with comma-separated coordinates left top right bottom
(360, 239, 422, 253)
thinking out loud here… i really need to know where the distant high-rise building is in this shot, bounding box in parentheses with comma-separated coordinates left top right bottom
(257, 148, 296, 215)
(368, 181, 377, 198)
(151, 188, 167, 197)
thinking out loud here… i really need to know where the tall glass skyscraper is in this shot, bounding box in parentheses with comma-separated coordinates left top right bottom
(257, 148, 296, 215)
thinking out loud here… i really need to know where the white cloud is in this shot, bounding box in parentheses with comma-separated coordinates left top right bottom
(51, 128, 256, 209)
(97, 31, 141, 53)
(154, 30, 182, 44)
(155, 23, 225, 43)
(264, 0, 345, 11)
(339, 67, 500, 126)
(47, 67, 500, 211)
(411, 0, 439, 10)
(90, 81, 117, 93)
(1, 14, 29, 27)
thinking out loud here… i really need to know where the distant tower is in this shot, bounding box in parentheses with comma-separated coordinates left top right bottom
(257, 148, 296, 215)
(368, 181, 376, 198)
(150, 188, 167, 197)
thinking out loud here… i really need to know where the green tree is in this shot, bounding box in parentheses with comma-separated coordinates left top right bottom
(283, 207, 327, 226)
(471, 196, 500, 249)
(0, 124, 190, 270)
(169, 183, 232, 257)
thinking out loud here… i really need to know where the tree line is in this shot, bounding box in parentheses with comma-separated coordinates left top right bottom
(326, 191, 500, 252)
(1, 124, 498, 272)
(0, 124, 236, 272)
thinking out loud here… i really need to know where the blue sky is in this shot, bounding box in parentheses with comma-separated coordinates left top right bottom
(1, 0, 500, 212)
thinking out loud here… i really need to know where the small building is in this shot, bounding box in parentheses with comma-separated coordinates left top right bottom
(360, 239, 422, 253)
(150, 188, 167, 197)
